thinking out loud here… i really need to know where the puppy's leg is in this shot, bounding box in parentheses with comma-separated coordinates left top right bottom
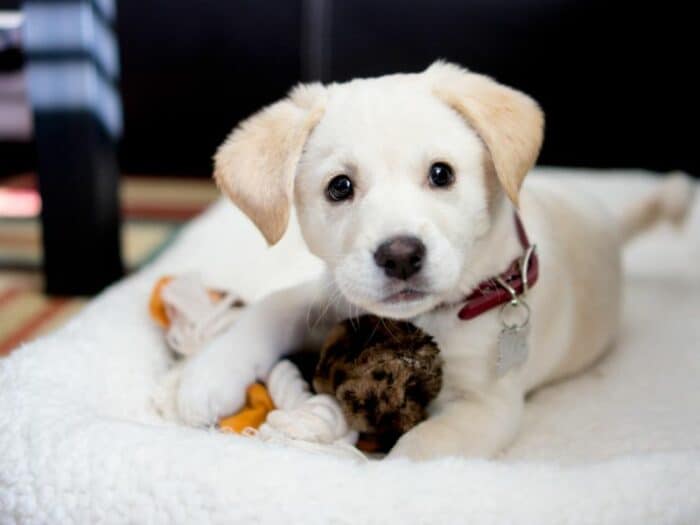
(177, 279, 324, 426)
(388, 382, 523, 460)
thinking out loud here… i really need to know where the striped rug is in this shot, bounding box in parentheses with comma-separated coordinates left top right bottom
(0, 174, 219, 355)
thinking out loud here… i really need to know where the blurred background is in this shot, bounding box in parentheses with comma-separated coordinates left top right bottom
(0, 0, 696, 352)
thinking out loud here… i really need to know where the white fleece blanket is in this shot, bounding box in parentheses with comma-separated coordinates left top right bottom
(1, 169, 699, 524)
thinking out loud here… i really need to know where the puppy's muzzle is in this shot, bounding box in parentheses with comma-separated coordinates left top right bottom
(373, 236, 426, 281)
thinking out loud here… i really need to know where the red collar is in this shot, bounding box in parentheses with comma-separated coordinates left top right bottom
(457, 214, 538, 320)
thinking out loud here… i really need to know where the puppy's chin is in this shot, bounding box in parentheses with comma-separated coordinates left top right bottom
(363, 297, 440, 320)
(337, 284, 442, 320)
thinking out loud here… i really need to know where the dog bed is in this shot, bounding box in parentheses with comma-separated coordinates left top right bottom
(1, 169, 699, 524)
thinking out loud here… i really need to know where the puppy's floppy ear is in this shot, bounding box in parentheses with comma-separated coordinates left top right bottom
(426, 61, 544, 205)
(214, 83, 326, 244)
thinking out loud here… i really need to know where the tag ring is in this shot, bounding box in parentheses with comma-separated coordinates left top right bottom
(499, 299, 530, 330)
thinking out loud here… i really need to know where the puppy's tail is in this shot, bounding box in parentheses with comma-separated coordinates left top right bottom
(619, 172, 695, 243)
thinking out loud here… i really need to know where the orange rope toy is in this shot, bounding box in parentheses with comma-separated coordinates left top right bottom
(149, 276, 274, 433)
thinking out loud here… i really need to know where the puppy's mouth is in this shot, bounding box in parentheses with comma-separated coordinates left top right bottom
(382, 288, 428, 303)
(337, 280, 440, 319)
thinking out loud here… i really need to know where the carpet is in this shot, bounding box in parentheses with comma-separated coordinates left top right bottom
(0, 174, 218, 355)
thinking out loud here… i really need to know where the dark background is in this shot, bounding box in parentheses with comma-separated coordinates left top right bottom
(2, 0, 697, 178)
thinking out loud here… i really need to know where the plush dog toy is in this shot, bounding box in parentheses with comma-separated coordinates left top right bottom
(314, 316, 442, 452)
(150, 275, 443, 455)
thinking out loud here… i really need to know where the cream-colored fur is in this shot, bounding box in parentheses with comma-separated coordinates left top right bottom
(428, 62, 544, 205)
(177, 61, 694, 460)
(214, 83, 326, 244)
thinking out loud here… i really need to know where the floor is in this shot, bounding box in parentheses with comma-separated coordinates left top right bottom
(0, 174, 219, 355)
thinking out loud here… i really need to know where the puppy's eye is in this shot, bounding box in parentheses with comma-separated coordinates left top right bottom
(428, 162, 455, 188)
(326, 175, 354, 202)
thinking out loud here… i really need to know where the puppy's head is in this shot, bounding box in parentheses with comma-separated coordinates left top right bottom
(215, 61, 543, 319)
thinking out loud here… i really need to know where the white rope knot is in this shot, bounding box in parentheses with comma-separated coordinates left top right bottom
(266, 359, 312, 409)
(252, 360, 363, 460)
(262, 394, 351, 444)
(161, 274, 243, 356)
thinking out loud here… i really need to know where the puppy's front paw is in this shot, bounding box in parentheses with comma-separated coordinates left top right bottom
(176, 351, 256, 427)
(387, 419, 464, 461)
(387, 423, 436, 461)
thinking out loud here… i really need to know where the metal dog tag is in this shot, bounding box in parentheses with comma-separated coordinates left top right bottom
(493, 245, 535, 377)
(497, 323, 530, 377)
(496, 296, 531, 377)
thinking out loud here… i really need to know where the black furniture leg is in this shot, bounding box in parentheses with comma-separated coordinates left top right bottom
(23, 0, 123, 295)
(34, 111, 123, 295)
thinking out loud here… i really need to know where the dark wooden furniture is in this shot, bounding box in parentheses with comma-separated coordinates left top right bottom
(22, 0, 124, 295)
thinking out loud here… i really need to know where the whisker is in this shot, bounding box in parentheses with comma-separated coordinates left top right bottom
(379, 316, 400, 342)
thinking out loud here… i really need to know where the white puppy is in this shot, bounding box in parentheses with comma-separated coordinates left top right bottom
(176, 61, 693, 460)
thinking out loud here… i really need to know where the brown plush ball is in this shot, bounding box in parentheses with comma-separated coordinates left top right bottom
(313, 315, 442, 452)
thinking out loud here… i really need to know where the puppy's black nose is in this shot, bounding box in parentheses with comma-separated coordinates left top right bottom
(374, 236, 426, 280)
